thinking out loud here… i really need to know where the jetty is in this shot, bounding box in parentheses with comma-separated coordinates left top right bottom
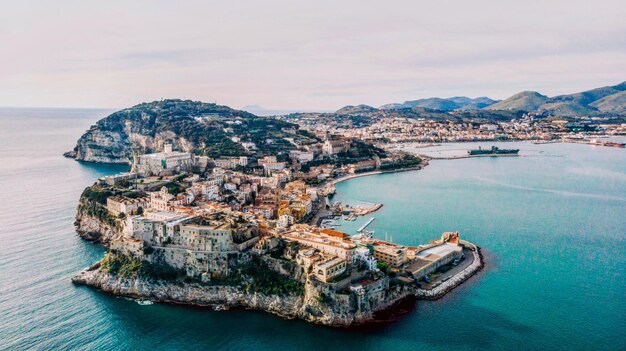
(357, 217, 375, 233)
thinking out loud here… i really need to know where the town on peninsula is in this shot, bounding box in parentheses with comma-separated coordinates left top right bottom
(67, 88, 625, 326)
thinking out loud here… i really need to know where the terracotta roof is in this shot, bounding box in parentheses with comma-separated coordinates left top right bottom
(320, 228, 348, 238)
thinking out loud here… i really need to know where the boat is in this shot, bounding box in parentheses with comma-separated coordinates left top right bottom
(136, 300, 153, 306)
(468, 146, 519, 156)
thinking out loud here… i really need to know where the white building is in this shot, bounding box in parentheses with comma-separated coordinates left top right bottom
(133, 144, 194, 176)
(289, 150, 315, 163)
(353, 247, 377, 271)
(106, 196, 148, 216)
(314, 257, 347, 283)
(213, 156, 248, 169)
(149, 187, 183, 211)
(277, 214, 295, 229)
(263, 161, 286, 175)
(322, 139, 349, 155)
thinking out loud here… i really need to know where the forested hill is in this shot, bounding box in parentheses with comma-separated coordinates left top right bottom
(65, 99, 308, 164)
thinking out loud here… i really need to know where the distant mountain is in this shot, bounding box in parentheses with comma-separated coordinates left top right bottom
(335, 104, 379, 115)
(483, 81, 626, 116)
(590, 90, 626, 115)
(537, 101, 599, 117)
(241, 105, 328, 116)
(380, 96, 498, 111)
(485, 91, 549, 111)
(376, 81, 626, 117)
(454, 97, 500, 110)
(550, 82, 626, 106)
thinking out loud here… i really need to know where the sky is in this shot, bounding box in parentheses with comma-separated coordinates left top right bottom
(1, 0, 625, 111)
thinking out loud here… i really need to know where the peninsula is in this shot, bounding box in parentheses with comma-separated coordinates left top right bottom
(69, 99, 483, 326)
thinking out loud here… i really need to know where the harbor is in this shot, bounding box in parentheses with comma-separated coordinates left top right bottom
(320, 200, 383, 229)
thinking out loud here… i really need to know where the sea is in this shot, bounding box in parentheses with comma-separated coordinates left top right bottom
(0, 108, 624, 351)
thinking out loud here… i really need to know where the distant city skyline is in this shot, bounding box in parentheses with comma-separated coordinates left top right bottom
(1, 0, 625, 110)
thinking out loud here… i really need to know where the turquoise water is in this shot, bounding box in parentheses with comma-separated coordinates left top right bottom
(0, 109, 624, 350)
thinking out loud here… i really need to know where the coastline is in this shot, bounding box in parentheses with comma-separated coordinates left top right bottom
(415, 244, 484, 300)
(325, 159, 485, 301)
(72, 157, 488, 327)
(72, 260, 416, 327)
(330, 161, 429, 188)
(72, 243, 484, 327)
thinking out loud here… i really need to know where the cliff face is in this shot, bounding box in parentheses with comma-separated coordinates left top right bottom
(72, 265, 413, 327)
(65, 99, 299, 164)
(65, 126, 133, 164)
(74, 207, 120, 247)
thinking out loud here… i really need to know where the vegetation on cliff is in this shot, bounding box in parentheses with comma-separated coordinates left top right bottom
(78, 186, 117, 225)
(100, 251, 305, 297)
(237, 257, 305, 296)
(68, 99, 307, 163)
(101, 253, 146, 278)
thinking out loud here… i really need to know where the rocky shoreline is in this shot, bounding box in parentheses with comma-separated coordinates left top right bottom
(70, 143, 483, 327)
(72, 263, 417, 327)
(74, 211, 119, 247)
(71, 242, 484, 327)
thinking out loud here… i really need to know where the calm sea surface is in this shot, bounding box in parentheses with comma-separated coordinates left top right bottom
(0, 108, 624, 350)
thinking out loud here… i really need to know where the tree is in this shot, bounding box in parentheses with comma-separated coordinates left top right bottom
(376, 261, 388, 273)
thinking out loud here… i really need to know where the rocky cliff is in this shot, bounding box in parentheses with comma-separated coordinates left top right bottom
(65, 99, 299, 164)
(74, 209, 120, 247)
(72, 263, 414, 327)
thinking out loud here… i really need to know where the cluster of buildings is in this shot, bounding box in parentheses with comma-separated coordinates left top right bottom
(326, 117, 558, 143)
(111, 209, 261, 279)
(286, 113, 626, 145)
(99, 138, 467, 290)
(271, 224, 465, 285)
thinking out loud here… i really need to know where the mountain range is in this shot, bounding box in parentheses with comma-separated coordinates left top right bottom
(352, 81, 626, 117)
(380, 96, 498, 111)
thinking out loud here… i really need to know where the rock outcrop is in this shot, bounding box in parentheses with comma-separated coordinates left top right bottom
(74, 210, 120, 247)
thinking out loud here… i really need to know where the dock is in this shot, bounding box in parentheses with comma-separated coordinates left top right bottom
(357, 217, 375, 233)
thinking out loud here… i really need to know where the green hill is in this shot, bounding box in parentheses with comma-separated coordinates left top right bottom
(590, 90, 626, 115)
(485, 91, 549, 111)
(336, 104, 379, 115)
(537, 102, 599, 116)
(66, 99, 301, 164)
(549, 81, 626, 105)
(380, 96, 498, 111)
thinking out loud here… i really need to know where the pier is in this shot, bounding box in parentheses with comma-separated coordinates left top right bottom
(357, 217, 375, 233)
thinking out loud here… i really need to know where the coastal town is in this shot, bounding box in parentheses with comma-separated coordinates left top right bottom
(72, 134, 482, 326)
(282, 110, 626, 146)
(68, 97, 625, 326)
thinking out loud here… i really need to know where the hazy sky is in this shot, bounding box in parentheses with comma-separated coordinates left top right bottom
(1, 0, 625, 110)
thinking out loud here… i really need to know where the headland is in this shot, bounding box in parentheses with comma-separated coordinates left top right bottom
(68, 100, 484, 326)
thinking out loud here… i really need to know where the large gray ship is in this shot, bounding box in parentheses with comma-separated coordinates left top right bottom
(468, 146, 519, 156)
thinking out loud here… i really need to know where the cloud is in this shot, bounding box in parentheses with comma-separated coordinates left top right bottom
(0, 0, 625, 109)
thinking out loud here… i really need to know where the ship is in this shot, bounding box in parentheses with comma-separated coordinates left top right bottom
(468, 146, 519, 156)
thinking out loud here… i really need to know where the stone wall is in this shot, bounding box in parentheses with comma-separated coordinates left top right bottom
(414, 246, 483, 300)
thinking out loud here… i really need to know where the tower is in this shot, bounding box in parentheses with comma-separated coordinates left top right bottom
(164, 143, 173, 154)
